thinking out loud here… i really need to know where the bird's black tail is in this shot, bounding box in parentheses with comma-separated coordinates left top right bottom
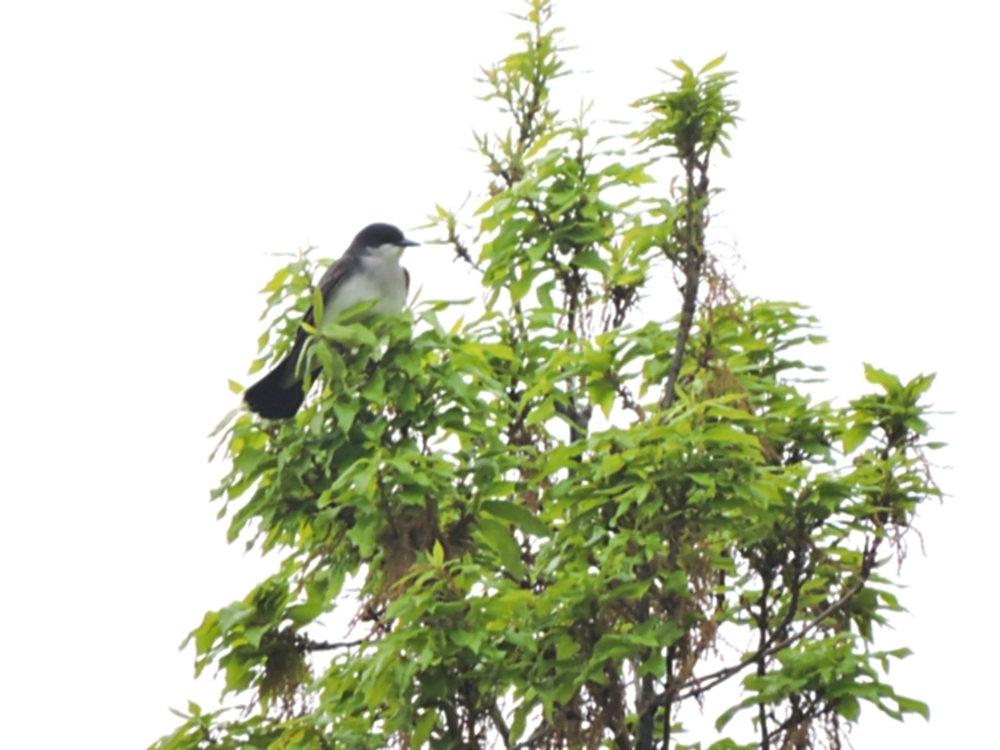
(243, 355, 306, 419)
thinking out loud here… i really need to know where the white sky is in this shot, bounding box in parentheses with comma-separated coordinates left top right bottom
(1, 2, 995, 747)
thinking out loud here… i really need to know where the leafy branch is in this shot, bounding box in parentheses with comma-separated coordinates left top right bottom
(153, 5, 940, 750)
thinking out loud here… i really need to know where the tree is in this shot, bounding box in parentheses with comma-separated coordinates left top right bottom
(153, 3, 940, 748)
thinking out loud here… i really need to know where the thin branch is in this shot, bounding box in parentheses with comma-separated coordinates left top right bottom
(756, 573, 773, 750)
(513, 723, 554, 750)
(301, 638, 365, 652)
(659, 252, 702, 412)
(449, 234, 482, 272)
(635, 597, 657, 750)
(645, 539, 880, 714)
(617, 380, 647, 422)
(438, 701, 461, 747)
(765, 702, 830, 746)
(659, 150, 708, 413)
(663, 642, 676, 749)
(488, 703, 512, 750)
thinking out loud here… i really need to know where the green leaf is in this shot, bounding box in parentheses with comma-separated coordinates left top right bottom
(322, 322, 378, 348)
(707, 739, 757, 750)
(483, 499, 551, 537)
(188, 611, 220, 655)
(864, 363, 902, 393)
(600, 453, 625, 477)
(840, 424, 872, 454)
(671, 58, 694, 75)
(207, 408, 239, 438)
(587, 378, 616, 419)
(432, 540, 445, 566)
(510, 266, 538, 303)
(837, 695, 861, 721)
(333, 399, 360, 432)
(702, 423, 759, 447)
(592, 633, 643, 661)
(478, 517, 527, 579)
(217, 602, 253, 633)
(554, 634, 580, 660)
(311, 286, 325, 329)
(525, 397, 556, 426)
(286, 599, 324, 624)
(895, 695, 930, 720)
(905, 372, 936, 397)
(412, 710, 437, 747)
(260, 266, 290, 293)
(479, 482, 517, 500)
(601, 580, 651, 602)
(360, 367, 385, 401)
(699, 54, 727, 74)
(716, 698, 754, 731)
(572, 249, 609, 273)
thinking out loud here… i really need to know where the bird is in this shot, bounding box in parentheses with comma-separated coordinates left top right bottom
(244, 222, 419, 419)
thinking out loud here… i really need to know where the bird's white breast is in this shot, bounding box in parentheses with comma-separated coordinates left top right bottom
(320, 256, 407, 327)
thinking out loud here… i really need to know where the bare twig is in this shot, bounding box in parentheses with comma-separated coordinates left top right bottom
(301, 638, 365, 652)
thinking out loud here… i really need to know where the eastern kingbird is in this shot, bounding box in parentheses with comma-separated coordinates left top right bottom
(244, 222, 419, 419)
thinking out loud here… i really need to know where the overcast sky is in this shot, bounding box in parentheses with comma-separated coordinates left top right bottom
(1, 2, 994, 748)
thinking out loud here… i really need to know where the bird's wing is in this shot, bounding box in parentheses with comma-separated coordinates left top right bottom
(290, 253, 364, 353)
(302, 254, 363, 327)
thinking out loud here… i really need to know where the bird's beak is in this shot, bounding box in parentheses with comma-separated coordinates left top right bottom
(400, 237, 420, 247)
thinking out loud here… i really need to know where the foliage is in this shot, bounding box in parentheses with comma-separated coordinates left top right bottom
(154, 3, 940, 749)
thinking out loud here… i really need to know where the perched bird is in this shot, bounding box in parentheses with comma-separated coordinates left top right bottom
(244, 223, 419, 419)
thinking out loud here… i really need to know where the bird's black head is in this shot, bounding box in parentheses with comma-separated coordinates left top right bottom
(353, 223, 419, 251)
